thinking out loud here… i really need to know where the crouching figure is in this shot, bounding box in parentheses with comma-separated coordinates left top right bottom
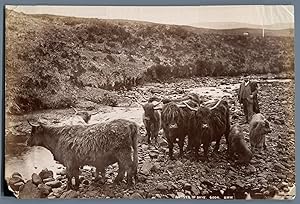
(228, 125, 253, 164)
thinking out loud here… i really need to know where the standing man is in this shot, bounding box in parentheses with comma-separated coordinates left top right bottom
(250, 80, 260, 114)
(238, 75, 255, 123)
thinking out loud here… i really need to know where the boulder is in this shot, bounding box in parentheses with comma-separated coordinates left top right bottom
(32, 173, 43, 185)
(39, 168, 54, 180)
(19, 181, 42, 199)
(60, 190, 79, 199)
(129, 192, 143, 199)
(38, 184, 52, 198)
(8, 176, 24, 191)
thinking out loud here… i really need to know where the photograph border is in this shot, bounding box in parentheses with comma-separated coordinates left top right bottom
(0, 0, 298, 203)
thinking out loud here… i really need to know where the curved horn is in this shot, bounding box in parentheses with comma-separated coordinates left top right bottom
(90, 110, 101, 116)
(209, 99, 222, 110)
(154, 100, 163, 107)
(182, 102, 197, 111)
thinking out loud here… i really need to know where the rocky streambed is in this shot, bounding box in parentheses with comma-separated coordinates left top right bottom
(5, 76, 295, 199)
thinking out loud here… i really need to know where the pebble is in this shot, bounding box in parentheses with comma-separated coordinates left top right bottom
(140, 160, 154, 175)
(191, 185, 200, 195)
(183, 183, 192, 191)
(176, 192, 186, 198)
(157, 183, 168, 191)
(175, 160, 183, 166)
(11, 172, 22, 179)
(43, 177, 55, 183)
(45, 180, 62, 188)
(60, 190, 79, 198)
(129, 192, 143, 199)
(57, 169, 67, 176)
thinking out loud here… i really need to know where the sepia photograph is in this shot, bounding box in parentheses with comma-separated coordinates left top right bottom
(4, 5, 295, 199)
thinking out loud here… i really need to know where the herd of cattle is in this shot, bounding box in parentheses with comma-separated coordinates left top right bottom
(26, 93, 272, 190)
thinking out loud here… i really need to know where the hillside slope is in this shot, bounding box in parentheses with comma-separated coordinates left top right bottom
(5, 10, 294, 113)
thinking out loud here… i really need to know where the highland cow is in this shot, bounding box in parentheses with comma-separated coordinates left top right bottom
(161, 93, 202, 159)
(249, 113, 271, 151)
(161, 102, 187, 160)
(27, 119, 139, 190)
(228, 125, 253, 164)
(185, 99, 230, 161)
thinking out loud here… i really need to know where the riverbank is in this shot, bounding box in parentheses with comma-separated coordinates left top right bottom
(5, 76, 295, 199)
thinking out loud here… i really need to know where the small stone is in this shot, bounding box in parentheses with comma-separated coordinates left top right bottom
(283, 187, 289, 192)
(60, 190, 79, 198)
(151, 162, 160, 172)
(57, 169, 67, 176)
(39, 168, 54, 180)
(288, 129, 295, 135)
(235, 180, 245, 188)
(277, 174, 287, 179)
(191, 185, 200, 195)
(32, 173, 43, 185)
(230, 186, 237, 191)
(263, 190, 270, 197)
(82, 180, 89, 185)
(176, 192, 185, 198)
(129, 192, 143, 199)
(43, 177, 55, 183)
(141, 144, 148, 149)
(47, 192, 56, 199)
(140, 160, 154, 175)
(202, 190, 209, 196)
(11, 172, 22, 179)
(247, 165, 256, 173)
(157, 183, 168, 191)
(183, 183, 192, 191)
(167, 193, 176, 198)
(175, 160, 183, 166)
(85, 190, 98, 198)
(55, 176, 65, 181)
(45, 180, 62, 188)
(52, 188, 64, 197)
(11, 181, 24, 192)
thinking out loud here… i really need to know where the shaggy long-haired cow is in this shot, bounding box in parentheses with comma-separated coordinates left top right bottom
(185, 99, 230, 161)
(27, 119, 139, 190)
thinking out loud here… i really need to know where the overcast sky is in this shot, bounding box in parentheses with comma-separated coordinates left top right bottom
(7, 5, 294, 27)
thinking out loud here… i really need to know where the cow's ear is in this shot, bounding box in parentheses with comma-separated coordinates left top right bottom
(27, 120, 39, 127)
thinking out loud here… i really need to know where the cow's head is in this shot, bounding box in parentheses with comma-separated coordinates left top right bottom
(195, 106, 211, 130)
(143, 103, 155, 120)
(263, 120, 272, 134)
(27, 120, 46, 147)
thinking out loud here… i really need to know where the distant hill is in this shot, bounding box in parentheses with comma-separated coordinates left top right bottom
(191, 21, 294, 30)
(5, 10, 294, 113)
